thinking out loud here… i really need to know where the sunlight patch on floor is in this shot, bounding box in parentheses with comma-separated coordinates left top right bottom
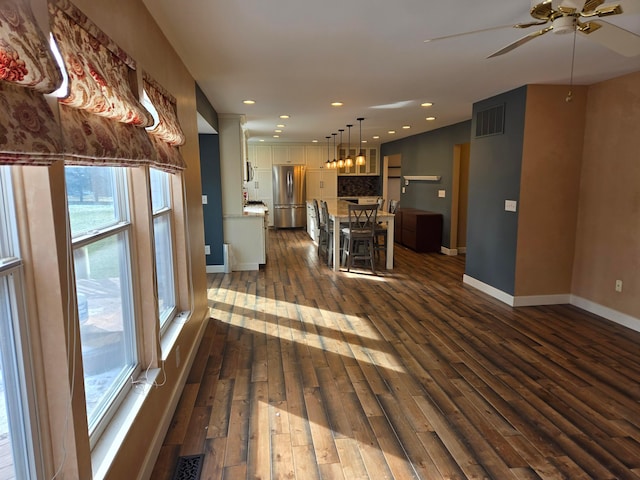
(209, 287, 408, 374)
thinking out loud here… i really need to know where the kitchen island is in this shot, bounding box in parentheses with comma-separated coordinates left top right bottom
(221, 203, 269, 271)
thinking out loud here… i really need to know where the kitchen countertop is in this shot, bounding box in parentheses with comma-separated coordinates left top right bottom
(243, 204, 269, 216)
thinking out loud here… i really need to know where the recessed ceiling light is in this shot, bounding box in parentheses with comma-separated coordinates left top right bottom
(273, 135, 280, 138)
(331, 102, 343, 107)
(361, 140, 368, 144)
(388, 130, 396, 134)
(421, 102, 433, 107)
(402, 125, 411, 129)
(312, 139, 318, 143)
(243, 99, 256, 105)
(372, 135, 380, 139)
(279, 114, 290, 119)
(426, 116, 436, 121)
(259, 139, 265, 142)
(275, 129, 282, 133)
(276, 124, 286, 128)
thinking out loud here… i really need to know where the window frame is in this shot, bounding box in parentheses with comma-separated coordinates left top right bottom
(0, 167, 42, 480)
(149, 168, 178, 334)
(66, 165, 141, 447)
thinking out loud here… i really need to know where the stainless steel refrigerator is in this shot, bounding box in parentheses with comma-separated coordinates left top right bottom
(272, 164, 306, 228)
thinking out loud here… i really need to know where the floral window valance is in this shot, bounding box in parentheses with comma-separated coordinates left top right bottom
(0, 0, 63, 165)
(49, 0, 157, 167)
(143, 73, 186, 173)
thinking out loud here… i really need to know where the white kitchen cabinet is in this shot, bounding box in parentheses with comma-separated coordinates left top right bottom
(306, 201, 317, 242)
(306, 168, 337, 201)
(272, 145, 305, 164)
(248, 144, 273, 169)
(223, 214, 266, 271)
(337, 146, 379, 176)
(245, 168, 274, 226)
(305, 145, 327, 169)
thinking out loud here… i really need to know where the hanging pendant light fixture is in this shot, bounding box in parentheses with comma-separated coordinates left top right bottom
(338, 129, 345, 168)
(333, 133, 343, 168)
(356, 117, 366, 166)
(325, 136, 331, 168)
(345, 124, 353, 167)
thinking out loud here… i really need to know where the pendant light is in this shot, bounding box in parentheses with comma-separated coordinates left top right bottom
(356, 117, 366, 166)
(345, 124, 353, 167)
(338, 129, 345, 168)
(333, 133, 343, 168)
(325, 136, 331, 168)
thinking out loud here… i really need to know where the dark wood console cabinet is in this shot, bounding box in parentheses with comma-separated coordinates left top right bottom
(395, 208, 443, 253)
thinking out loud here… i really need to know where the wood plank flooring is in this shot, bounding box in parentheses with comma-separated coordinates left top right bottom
(151, 229, 640, 480)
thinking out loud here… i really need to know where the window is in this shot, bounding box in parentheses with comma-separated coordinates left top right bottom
(0, 167, 38, 479)
(66, 166, 139, 444)
(150, 168, 177, 332)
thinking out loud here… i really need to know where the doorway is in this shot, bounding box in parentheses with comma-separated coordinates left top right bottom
(382, 154, 401, 207)
(450, 143, 470, 254)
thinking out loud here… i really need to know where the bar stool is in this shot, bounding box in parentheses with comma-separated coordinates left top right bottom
(341, 204, 377, 273)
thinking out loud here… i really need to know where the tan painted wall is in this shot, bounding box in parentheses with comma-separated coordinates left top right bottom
(514, 84, 587, 296)
(572, 71, 640, 318)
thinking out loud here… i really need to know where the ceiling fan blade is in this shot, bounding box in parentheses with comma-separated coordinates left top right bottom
(579, 20, 640, 56)
(580, 2, 623, 16)
(424, 24, 514, 43)
(582, 0, 606, 11)
(515, 20, 550, 28)
(487, 26, 554, 58)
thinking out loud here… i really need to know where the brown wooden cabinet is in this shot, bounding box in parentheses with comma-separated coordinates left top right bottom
(395, 208, 443, 253)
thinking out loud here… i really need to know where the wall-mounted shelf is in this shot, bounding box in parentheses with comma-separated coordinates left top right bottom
(404, 175, 441, 182)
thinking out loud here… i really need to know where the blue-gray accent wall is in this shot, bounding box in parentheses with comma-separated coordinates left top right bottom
(465, 86, 527, 295)
(199, 134, 224, 265)
(380, 120, 471, 248)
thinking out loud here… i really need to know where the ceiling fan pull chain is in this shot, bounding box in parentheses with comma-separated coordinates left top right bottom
(566, 26, 578, 102)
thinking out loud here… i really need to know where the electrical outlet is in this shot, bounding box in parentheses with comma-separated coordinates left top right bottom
(204, 245, 211, 255)
(615, 279, 623, 293)
(505, 200, 517, 212)
(438, 190, 446, 198)
(202, 195, 208, 205)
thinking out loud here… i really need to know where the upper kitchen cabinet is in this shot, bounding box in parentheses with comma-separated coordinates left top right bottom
(248, 144, 273, 169)
(272, 145, 305, 164)
(305, 145, 327, 169)
(337, 146, 379, 176)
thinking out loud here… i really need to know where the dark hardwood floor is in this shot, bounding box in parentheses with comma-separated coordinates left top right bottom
(151, 229, 640, 479)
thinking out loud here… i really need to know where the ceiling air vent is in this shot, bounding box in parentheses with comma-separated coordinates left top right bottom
(475, 104, 505, 138)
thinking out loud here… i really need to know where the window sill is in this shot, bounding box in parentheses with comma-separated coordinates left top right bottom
(91, 368, 161, 480)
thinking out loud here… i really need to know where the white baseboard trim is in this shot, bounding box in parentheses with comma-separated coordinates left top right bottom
(571, 295, 640, 333)
(513, 294, 572, 307)
(462, 275, 640, 333)
(463, 274, 516, 306)
(458, 247, 467, 254)
(441, 246, 458, 256)
(138, 313, 210, 480)
(230, 262, 259, 271)
(206, 265, 226, 273)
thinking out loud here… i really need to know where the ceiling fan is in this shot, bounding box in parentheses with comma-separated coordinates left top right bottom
(425, 0, 640, 58)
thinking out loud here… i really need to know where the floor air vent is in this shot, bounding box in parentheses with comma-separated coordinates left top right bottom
(172, 454, 204, 480)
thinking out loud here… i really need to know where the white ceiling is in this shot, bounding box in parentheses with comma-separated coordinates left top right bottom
(142, 0, 640, 144)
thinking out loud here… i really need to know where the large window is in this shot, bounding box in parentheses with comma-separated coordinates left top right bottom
(150, 168, 177, 332)
(0, 167, 38, 479)
(66, 166, 139, 443)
